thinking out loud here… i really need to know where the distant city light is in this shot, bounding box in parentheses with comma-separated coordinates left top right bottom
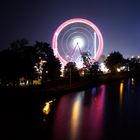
(100, 63, 109, 73)
(117, 68, 121, 72)
(34, 59, 47, 76)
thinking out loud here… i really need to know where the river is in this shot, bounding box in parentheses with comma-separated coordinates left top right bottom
(0, 78, 140, 140)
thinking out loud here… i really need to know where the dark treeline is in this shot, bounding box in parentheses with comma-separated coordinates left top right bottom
(105, 51, 140, 73)
(0, 39, 140, 87)
(0, 39, 61, 86)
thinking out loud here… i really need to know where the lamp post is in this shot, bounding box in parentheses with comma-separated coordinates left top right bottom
(70, 67, 71, 88)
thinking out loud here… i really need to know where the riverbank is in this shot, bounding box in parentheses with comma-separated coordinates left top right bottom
(0, 71, 139, 101)
(42, 71, 139, 99)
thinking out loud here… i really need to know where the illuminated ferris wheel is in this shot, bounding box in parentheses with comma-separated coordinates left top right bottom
(52, 18, 103, 68)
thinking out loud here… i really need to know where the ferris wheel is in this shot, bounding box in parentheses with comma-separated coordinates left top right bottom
(52, 18, 104, 68)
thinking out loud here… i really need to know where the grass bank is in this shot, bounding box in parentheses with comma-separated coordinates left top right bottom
(0, 71, 139, 101)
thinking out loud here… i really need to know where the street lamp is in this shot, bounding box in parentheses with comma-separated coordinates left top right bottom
(70, 67, 71, 88)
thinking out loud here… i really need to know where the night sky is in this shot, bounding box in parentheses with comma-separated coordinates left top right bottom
(1, 0, 140, 58)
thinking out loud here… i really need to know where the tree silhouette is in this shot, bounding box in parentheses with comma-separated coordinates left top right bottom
(81, 52, 92, 69)
(10, 39, 28, 50)
(128, 57, 140, 72)
(105, 51, 124, 73)
(35, 42, 61, 81)
(0, 40, 62, 86)
(89, 62, 101, 76)
(64, 62, 80, 78)
(0, 40, 61, 86)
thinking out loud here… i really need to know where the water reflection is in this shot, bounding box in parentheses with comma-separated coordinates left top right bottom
(127, 78, 131, 94)
(91, 87, 97, 95)
(51, 85, 106, 140)
(42, 99, 56, 115)
(88, 85, 105, 140)
(1, 78, 140, 139)
(119, 80, 124, 107)
(131, 78, 135, 94)
(127, 78, 135, 95)
(52, 95, 73, 140)
(131, 78, 134, 86)
(70, 92, 84, 140)
(39, 78, 140, 139)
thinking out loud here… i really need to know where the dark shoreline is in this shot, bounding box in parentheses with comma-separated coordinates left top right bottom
(0, 71, 140, 101)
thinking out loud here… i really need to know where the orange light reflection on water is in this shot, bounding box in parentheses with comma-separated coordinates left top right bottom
(70, 92, 84, 140)
(120, 81, 124, 107)
(42, 100, 55, 115)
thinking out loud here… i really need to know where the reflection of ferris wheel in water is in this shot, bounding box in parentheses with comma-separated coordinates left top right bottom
(52, 18, 104, 68)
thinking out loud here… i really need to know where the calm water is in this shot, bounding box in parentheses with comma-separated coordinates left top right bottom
(0, 78, 140, 140)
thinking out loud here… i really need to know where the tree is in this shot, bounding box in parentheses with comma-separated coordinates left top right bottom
(0, 38, 35, 86)
(81, 52, 92, 69)
(128, 57, 140, 72)
(10, 39, 29, 50)
(0, 49, 17, 85)
(89, 62, 101, 76)
(0, 40, 62, 86)
(64, 62, 80, 78)
(80, 51, 96, 76)
(35, 42, 61, 81)
(17, 46, 36, 83)
(105, 51, 124, 73)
